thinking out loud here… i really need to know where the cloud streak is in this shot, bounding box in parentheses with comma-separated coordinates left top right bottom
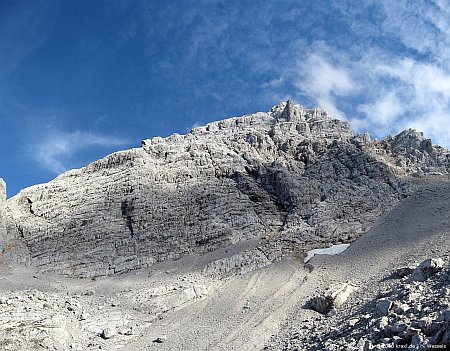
(35, 129, 129, 174)
(295, 46, 358, 120)
(284, 1, 450, 148)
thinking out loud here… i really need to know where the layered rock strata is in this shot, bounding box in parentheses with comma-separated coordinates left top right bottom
(3, 101, 449, 277)
(0, 178, 6, 253)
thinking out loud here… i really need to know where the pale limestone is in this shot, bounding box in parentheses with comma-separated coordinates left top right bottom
(2, 101, 449, 277)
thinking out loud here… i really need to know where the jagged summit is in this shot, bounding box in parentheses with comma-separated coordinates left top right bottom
(0, 101, 449, 277)
(142, 100, 352, 153)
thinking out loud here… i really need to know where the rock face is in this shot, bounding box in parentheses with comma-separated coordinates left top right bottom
(375, 129, 449, 176)
(0, 178, 6, 252)
(0, 179, 28, 262)
(3, 101, 449, 277)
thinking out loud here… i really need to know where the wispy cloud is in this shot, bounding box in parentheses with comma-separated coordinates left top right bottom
(282, 1, 450, 148)
(295, 48, 358, 120)
(186, 121, 203, 133)
(94, 114, 108, 126)
(356, 91, 403, 132)
(260, 77, 284, 89)
(34, 129, 129, 174)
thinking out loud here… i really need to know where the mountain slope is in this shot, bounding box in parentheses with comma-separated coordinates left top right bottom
(1, 178, 447, 351)
(2, 101, 449, 277)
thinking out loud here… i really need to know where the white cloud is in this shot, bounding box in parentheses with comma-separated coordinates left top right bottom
(35, 129, 129, 174)
(295, 50, 357, 120)
(357, 91, 403, 130)
(260, 77, 284, 89)
(288, 8, 450, 148)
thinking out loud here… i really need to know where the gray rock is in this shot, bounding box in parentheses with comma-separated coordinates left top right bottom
(426, 322, 443, 336)
(0, 178, 5, 203)
(441, 328, 450, 344)
(2, 101, 448, 277)
(78, 312, 91, 321)
(438, 309, 450, 322)
(0, 178, 7, 252)
(410, 258, 445, 282)
(118, 327, 133, 336)
(153, 335, 167, 343)
(375, 298, 392, 317)
(357, 338, 372, 351)
(378, 316, 389, 329)
(390, 322, 408, 335)
(310, 283, 358, 314)
(100, 327, 116, 339)
(395, 265, 416, 278)
(411, 334, 425, 346)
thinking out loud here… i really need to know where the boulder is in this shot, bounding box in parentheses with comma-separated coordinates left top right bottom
(395, 265, 417, 278)
(310, 283, 358, 314)
(375, 298, 392, 317)
(410, 258, 445, 282)
(100, 327, 116, 339)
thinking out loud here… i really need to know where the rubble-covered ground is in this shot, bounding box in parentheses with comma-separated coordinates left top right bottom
(265, 179, 450, 351)
(0, 179, 447, 350)
(271, 257, 450, 351)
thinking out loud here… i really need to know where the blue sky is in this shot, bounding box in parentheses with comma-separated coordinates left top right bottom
(1, 0, 450, 197)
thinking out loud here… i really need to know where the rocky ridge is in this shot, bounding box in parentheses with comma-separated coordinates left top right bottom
(1, 100, 449, 277)
(0, 179, 6, 252)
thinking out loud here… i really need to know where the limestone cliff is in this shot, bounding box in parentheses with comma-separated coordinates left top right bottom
(3, 101, 449, 277)
(0, 178, 6, 252)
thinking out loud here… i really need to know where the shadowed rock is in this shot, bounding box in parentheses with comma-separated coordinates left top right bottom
(3, 101, 449, 277)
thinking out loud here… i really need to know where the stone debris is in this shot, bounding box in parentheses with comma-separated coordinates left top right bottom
(271, 257, 450, 350)
(409, 258, 445, 282)
(0, 276, 212, 350)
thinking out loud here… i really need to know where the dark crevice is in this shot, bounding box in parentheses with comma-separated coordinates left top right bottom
(15, 224, 25, 239)
(27, 198, 35, 215)
(121, 199, 134, 236)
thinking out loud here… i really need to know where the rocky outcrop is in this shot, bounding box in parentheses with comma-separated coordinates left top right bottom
(4, 101, 449, 277)
(0, 179, 28, 262)
(0, 178, 6, 253)
(370, 129, 449, 176)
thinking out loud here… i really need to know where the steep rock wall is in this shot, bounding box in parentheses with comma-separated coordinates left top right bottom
(5, 101, 449, 277)
(0, 178, 6, 252)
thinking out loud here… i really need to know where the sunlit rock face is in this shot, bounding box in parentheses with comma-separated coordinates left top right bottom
(4, 101, 449, 277)
(0, 178, 6, 252)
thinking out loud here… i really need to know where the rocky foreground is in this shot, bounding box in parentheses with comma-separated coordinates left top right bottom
(0, 179, 448, 350)
(0, 101, 449, 350)
(273, 257, 450, 350)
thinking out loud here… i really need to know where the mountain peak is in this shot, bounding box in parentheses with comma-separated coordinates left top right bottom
(1, 102, 449, 279)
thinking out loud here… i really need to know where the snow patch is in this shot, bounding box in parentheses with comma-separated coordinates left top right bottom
(304, 244, 350, 263)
